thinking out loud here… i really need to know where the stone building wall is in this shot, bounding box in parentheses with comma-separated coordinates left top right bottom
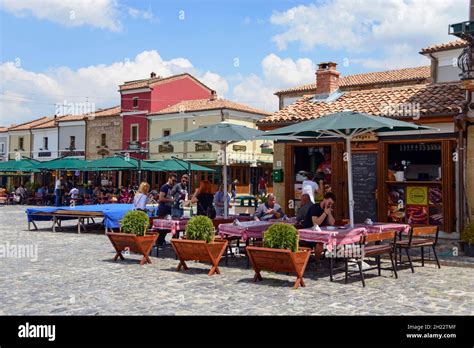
(86, 116, 122, 160)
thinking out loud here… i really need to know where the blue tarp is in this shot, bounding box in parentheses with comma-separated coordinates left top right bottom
(26, 204, 136, 229)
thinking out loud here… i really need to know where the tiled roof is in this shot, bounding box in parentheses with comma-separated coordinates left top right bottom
(56, 114, 86, 122)
(258, 83, 464, 125)
(0, 127, 7, 133)
(8, 117, 52, 131)
(274, 66, 431, 95)
(88, 105, 121, 118)
(420, 40, 467, 54)
(150, 98, 272, 116)
(119, 73, 214, 92)
(31, 118, 58, 129)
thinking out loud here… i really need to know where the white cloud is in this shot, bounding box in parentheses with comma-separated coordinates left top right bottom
(270, 0, 467, 69)
(231, 53, 316, 112)
(0, 0, 160, 31)
(271, 0, 466, 52)
(0, 51, 229, 126)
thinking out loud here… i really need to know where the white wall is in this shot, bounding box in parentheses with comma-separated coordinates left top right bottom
(32, 128, 59, 160)
(431, 49, 462, 83)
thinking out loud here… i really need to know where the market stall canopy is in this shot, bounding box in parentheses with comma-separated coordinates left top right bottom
(145, 159, 214, 172)
(262, 110, 435, 227)
(0, 158, 41, 173)
(36, 157, 90, 171)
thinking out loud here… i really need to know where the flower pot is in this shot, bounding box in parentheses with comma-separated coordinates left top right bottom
(106, 232, 158, 265)
(246, 246, 311, 289)
(171, 238, 228, 276)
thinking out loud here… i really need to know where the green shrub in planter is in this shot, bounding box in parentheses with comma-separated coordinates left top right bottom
(185, 215, 214, 243)
(461, 222, 474, 245)
(120, 210, 149, 236)
(263, 223, 299, 252)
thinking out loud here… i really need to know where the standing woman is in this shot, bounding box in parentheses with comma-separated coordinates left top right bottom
(191, 180, 215, 217)
(133, 182, 150, 212)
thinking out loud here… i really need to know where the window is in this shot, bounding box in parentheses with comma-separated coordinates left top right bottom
(43, 137, 49, 150)
(18, 137, 24, 151)
(101, 133, 106, 146)
(163, 129, 171, 145)
(0, 143, 4, 154)
(69, 136, 76, 149)
(131, 124, 139, 143)
(133, 97, 138, 108)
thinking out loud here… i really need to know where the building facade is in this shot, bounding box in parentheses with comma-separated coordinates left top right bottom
(0, 127, 8, 162)
(7, 117, 52, 160)
(57, 115, 86, 159)
(119, 73, 214, 159)
(31, 118, 59, 161)
(148, 97, 273, 194)
(85, 106, 122, 159)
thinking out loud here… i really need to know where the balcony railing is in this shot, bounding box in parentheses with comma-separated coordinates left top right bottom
(128, 142, 140, 150)
(60, 150, 85, 157)
(195, 143, 212, 152)
(232, 145, 246, 152)
(38, 151, 52, 157)
(159, 144, 174, 153)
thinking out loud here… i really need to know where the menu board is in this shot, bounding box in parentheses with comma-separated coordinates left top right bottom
(352, 153, 377, 223)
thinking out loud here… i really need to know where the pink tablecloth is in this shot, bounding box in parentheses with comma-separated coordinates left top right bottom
(298, 226, 367, 252)
(218, 221, 272, 241)
(362, 223, 411, 235)
(152, 218, 188, 235)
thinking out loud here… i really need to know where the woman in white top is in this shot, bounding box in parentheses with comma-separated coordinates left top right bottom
(302, 173, 319, 204)
(133, 182, 150, 211)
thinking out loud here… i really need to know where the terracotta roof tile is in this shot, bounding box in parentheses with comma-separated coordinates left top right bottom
(119, 73, 214, 92)
(258, 83, 464, 126)
(150, 98, 271, 116)
(87, 105, 121, 118)
(419, 40, 467, 54)
(57, 114, 86, 122)
(31, 118, 58, 129)
(274, 66, 431, 95)
(0, 127, 7, 133)
(8, 117, 52, 131)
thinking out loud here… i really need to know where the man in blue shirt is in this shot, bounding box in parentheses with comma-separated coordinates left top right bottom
(255, 194, 284, 221)
(158, 174, 177, 217)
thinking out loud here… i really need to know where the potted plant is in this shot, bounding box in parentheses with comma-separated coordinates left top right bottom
(246, 223, 311, 289)
(461, 222, 474, 257)
(106, 210, 157, 265)
(171, 215, 228, 276)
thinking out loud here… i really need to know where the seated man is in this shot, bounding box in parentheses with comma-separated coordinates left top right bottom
(296, 193, 312, 224)
(303, 192, 336, 228)
(255, 194, 284, 221)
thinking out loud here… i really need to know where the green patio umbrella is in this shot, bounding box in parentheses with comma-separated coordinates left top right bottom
(0, 158, 41, 173)
(145, 158, 215, 172)
(85, 155, 139, 171)
(36, 157, 90, 171)
(263, 110, 435, 227)
(147, 123, 270, 218)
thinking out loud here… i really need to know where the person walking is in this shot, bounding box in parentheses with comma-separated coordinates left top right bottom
(213, 183, 230, 217)
(171, 174, 189, 218)
(54, 176, 63, 207)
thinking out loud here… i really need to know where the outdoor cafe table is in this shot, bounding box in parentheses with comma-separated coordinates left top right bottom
(218, 218, 298, 241)
(151, 217, 189, 236)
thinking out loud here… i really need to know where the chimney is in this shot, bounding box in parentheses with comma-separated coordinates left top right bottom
(150, 72, 156, 78)
(316, 62, 340, 95)
(210, 90, 217, 101)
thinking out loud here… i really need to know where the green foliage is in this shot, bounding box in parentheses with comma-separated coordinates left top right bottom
(120, 210, 149, 236)
(258, 194, 268, 204)
(185, 215, 214, 243)
(263, 223, 299, 252)
(461, 222, 474, 245)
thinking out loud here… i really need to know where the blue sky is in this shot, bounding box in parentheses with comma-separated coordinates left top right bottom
(0, 0, 468, 125)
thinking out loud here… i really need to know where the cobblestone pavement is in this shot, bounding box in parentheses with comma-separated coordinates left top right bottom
(1, 205, 473, 315)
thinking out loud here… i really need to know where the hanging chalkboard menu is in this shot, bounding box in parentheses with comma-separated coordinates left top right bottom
(352, 153, 378, 223)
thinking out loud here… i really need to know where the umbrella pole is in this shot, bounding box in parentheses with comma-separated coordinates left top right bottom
(345, 137, 355, 228)
(222, 144, 228, 218)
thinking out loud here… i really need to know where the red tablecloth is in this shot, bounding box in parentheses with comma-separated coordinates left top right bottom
(298, 226, 367, 252)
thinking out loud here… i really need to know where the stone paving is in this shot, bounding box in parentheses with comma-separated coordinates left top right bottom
(0, 205, 473, 315)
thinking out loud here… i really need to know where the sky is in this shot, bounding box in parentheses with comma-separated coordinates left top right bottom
(0, 0, 469, 126)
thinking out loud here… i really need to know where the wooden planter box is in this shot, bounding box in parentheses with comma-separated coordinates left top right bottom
(246, 246, 311, 289)
(106, 232, 158, 265)
(171, 238, 228, 276)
